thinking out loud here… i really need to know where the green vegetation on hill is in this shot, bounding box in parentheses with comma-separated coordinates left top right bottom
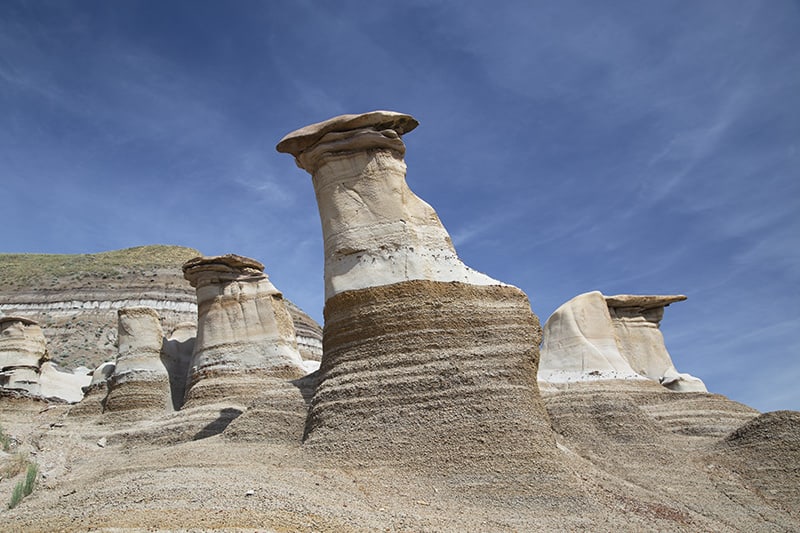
(0, 245, 201, 290)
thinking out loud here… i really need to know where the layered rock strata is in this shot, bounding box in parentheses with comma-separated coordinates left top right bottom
(539, 291, 706, 392)
(278, 111, 556, 466)
(711, 410, 800, 517)
(286, 301, 322, 362)
(0, 246, 201, 370)
(69, 361, 115, 415)
(312, 281, 556, 466)
(103, 308, 171, 413)
(182, 255, 307, 407)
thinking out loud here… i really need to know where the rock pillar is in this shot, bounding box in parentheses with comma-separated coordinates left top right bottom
(278, 111, 500, 300)
(182, 255, 306, 407)
(104, 307, 171, 413)
(277, 111, 556, 468)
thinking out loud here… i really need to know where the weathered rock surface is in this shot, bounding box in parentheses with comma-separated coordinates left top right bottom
(0, 316, 90, 402)
(0, 316, 47, 396)
(161, 322, 196, 410)
(711, 410, 800, 518)
(103, 307, 171, 414)
(309, 281, 558, 469)
(37, 362, 92, 403)
(69, 360, 115, 415)
(182, 255, 307, 407)
(286, 300, 322, 362)
(278, 110, 501, 300)
(539, 291, 706, 391)
(0, 246, 201, 371)
(279, 111, 557, 471)
(537, 380, 794, 531)
(606, 293, 706, 391)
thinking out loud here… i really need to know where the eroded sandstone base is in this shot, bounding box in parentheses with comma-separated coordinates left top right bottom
(304, 280, 555, 471)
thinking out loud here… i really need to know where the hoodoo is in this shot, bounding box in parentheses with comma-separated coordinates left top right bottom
(0, 316, 90, 403)
(0, 316, 48, 396)
(539, 291, 706, 391)
(103, 307, 171, 413)
(181, 254, 306, 407)
(278, 111, 556, 468)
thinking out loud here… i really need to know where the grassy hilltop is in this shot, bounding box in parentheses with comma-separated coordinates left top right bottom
(0, 245, 201, 291)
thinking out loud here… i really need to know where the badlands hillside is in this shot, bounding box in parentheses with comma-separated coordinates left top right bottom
(0, 245, 322, 371)
(1, 110, 798, 532)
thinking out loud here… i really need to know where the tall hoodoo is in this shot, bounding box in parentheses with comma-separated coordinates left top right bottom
(277, 111, 500, 300)
(104, 307, 171, 413)
(278, 111, 556, 467)
(182, 254, 306, 407)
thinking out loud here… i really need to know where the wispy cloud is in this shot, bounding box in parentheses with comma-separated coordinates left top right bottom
(230, 157, 296, 207)
(450, 210, 523, 248)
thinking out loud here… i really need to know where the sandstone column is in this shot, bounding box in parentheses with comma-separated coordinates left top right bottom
(278, 111, 500, 300)
(181, 255, 306, 407)
(104, 307, 171, 413)
(277, 111, 556, 468)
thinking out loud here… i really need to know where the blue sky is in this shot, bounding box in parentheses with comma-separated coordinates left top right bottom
(1, 1, 798, 412)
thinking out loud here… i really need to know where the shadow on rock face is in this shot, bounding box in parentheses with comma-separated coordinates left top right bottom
(192, 407, 243, 440)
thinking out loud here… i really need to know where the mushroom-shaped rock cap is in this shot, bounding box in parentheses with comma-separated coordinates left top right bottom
(0, 315, 39, 327)
(276, 110, 419, 157)
(182, 254, 266, 286)
(604, 294, 687, 310)
(182, 254, 265, 274)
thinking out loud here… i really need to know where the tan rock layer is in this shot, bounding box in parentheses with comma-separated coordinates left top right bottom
(184, 367, 306, 408)
(635, 390, 758, 437)
(221, 377, 312, 444)
(182, 293, 306, 407)
(0, 316, 48, 369)
(276, 110, 419, 159)
(68, 382, 108, 416)
(304, 280, 555, 469)
(102, 378, 172, 414)
(285, 301, 323, 361)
